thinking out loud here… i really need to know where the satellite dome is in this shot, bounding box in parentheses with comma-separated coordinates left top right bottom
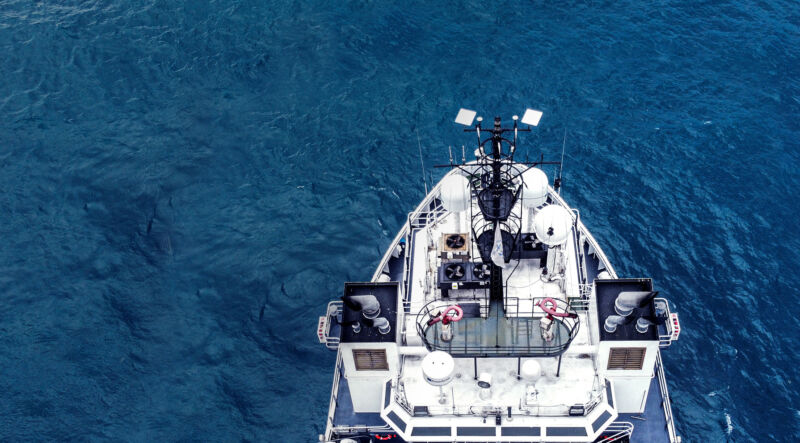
(521, 168, 549, 209)
(440, 174, 471, 212)
(534, 205, 572, 246)
(422, 351, 455, 386)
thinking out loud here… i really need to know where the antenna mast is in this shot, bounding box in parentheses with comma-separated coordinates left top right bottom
(416, 129, 428, 194)
(557, 127, 566, 193)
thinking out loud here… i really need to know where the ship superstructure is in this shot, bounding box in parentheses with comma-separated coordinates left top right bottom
(317, 109, 681, 443)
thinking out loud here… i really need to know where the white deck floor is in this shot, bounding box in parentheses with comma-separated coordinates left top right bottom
(400, 355, 599, 415)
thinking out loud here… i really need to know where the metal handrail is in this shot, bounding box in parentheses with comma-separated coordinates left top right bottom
(321, 301, 343, 350)
(570, 292, 592, 311)
(324, 351, 345, 439)
(654, 297, 675, 347)
(547, 190, 617, 278)
(370, 172, 449, 284)
(415, 298, 580, 358)
(391, 373, 607, 418)
(571, 209, 589, 287)
(656, 351, 679, 442)
(597, 421, 634, 442)
(330, 424, 393, 437)
(393, 380, 413, 414)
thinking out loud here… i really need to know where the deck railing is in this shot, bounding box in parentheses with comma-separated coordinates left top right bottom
(656, 351, 679, 442)
(330, 424, 394, 439)
(597, 421, 634, 442)
(415, 298, 579, 358)
(324, 351, 345, 438)
(392, 373, 607, 418)
(654, 297, 678, 347)
(319, 301, 343, 350)
(548, 189, 617, 279)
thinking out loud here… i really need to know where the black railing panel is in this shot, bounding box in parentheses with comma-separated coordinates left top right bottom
(415, 299, 580, 358)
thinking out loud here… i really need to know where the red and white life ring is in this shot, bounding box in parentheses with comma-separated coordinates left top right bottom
(538, 297, 574, 318)
(427, 305, 464, 325)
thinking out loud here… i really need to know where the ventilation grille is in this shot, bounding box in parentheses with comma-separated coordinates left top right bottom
(607, 347, 646, 370)
(353, 349, 389, 371)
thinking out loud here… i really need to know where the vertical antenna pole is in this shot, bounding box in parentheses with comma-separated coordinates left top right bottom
(476, 117, 482, 148)
(416, 129, 428, 194)
(558, 127, 567, 195)
(511, 115, 519, 160)
(461, 145, 466, 164)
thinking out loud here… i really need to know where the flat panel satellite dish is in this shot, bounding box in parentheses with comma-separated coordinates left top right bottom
(521, 109, 543, 126)
(454, 108, 477, 126)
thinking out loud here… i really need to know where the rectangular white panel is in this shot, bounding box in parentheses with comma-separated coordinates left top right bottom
(455, 108, 477, 126)
(521, 108, 543, 126)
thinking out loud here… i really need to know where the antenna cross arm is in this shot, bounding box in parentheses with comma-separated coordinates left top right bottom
(463, 128, 531, 133)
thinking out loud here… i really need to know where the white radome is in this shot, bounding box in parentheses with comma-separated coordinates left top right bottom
(422, 351, 455, 386)
(440, 174, 471, 212)
(521, 168, 549, 209)
(533, 204, 572, 246)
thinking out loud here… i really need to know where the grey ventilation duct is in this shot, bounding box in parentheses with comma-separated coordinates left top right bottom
(341, 295, 381, 319)
(603, 315, 628, 333)
(614, 291, 657, 317)
(635, 317, 655, 334)
(364, 317, 391, 335)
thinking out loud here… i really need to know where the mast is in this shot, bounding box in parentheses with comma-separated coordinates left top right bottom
(447, 109, 558, 307)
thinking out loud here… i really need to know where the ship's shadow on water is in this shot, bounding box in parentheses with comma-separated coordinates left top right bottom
(0, 0, 798, 441)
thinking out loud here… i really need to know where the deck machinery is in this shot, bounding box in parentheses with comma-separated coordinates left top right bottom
(317, 109, 682, 443)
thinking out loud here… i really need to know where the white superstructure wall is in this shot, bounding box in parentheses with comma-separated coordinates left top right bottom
(597, 340, 659, 413)
(339, 342, 398, 412)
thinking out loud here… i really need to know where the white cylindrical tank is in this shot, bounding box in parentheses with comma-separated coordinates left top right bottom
(534, 205, 572, 246)
(521, 168, 549, 209)
(478, 372, 493, 400)
(440, 174, 471, 213)
(422, 351, 455, 386)
(521, 359, 541, 380)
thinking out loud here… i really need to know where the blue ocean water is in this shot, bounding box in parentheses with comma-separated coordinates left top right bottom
(0, 0, 798, 441)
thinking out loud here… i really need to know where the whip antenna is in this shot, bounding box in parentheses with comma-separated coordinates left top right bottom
(416, 129, 428, 194)
(557, 127, 567, 194)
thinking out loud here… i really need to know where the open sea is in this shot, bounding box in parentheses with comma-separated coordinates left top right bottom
(1, 0, 799, 441)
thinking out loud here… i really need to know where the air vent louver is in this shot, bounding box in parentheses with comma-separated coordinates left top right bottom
(607, 347, 646, 370)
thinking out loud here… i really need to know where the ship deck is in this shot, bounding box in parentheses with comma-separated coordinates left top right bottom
(618, 371, 671, 442)
(323, 167, 679, 442)
(331, 375, 387, 428)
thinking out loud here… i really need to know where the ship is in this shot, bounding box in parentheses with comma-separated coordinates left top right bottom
(316, 109, 681, 443)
